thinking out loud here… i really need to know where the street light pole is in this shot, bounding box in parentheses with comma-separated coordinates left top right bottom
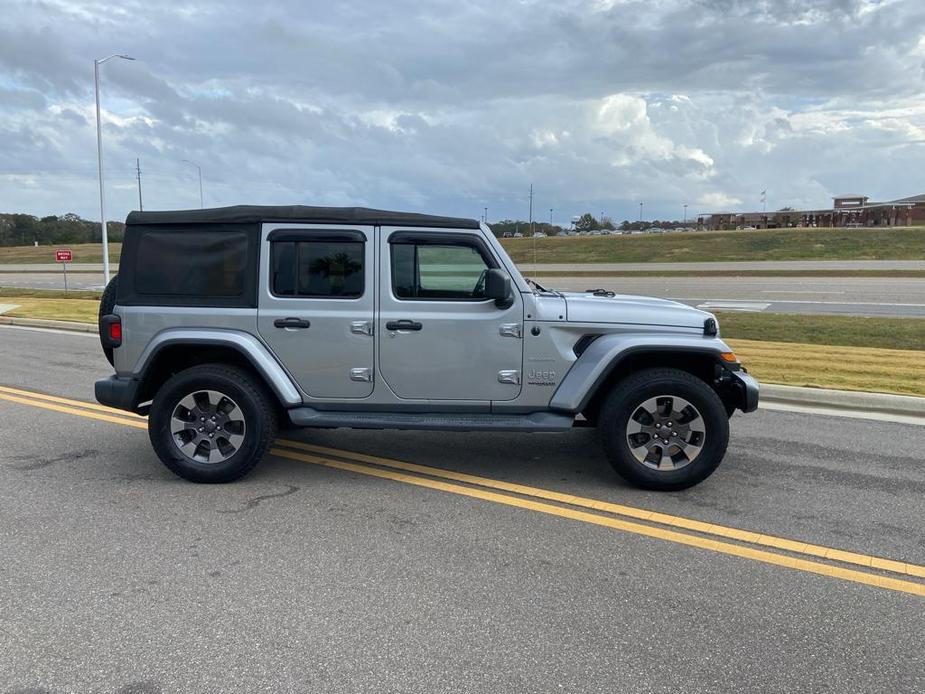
(183, 160, 204, 209)
(639, 202, 643, 222)
(683, 203, 688, 224)
(95, 53, 134, 285)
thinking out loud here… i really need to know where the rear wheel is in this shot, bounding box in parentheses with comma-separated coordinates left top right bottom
(599, 368, 729, 491)
(98, 275, 119, 366)
(148, 364, 277, 483)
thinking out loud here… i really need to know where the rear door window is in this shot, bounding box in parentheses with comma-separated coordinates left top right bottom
(271, 238, 364, 298)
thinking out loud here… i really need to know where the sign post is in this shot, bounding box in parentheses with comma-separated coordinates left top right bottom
(55, 249, 73, 293)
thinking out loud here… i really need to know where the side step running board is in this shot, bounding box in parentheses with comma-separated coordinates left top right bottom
(287, 408, 575, 432)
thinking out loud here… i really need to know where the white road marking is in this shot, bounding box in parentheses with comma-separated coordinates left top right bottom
(674, 297, 925, 307)
(0, 324, 97, 338)
(759, 402, 925, 427)
(696, 301, 770, 312)
(0, 304, 21, 314)
(761, 290, 846, 294)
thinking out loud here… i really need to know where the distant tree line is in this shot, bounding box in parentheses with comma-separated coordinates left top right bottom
(0, 213, 125, 247)
(489, 213, 693, 237)
(489, 220, 564, 237)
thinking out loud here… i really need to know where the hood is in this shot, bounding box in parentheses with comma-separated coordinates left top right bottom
(559, 291, 712, 329)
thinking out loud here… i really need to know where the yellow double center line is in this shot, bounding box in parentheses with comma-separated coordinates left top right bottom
(1, 383, 924, 597)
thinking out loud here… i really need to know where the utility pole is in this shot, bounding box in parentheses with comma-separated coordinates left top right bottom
(683, 203, 688, 224)
(183, 159, 204, 209)
(528, 184, 534, 234)
(136, 158, 143, 210)
(95, 53, 135, 284)
(484, 206, 488, 223)
(639, 202, 643, 222)
(529, 184, 537, 270)
(549, 208, 553, 225)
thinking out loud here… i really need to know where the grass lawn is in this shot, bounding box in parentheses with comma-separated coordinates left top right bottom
(1, 227, 924, 267)
(501, 227, 925, 264)
(0, 287, 102, 300)
(729, 339, 925, 397)
(0, 243, 122, 264)
(3, 297, 100, 323)
(716, 312, 925, 352)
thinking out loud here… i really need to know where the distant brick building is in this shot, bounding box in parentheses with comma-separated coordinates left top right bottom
(699, 193, 925, 230)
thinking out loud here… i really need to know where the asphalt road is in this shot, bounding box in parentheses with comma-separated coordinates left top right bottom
(519, 259, 925, 272)
(3, 263, 924, 317)
(0, 325, 923, 692)
(541, 275, 925, 317)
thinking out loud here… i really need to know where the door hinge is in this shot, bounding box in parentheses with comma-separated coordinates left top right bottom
(350, 367, 373, 382)
(350, 320, 374, 336)
(497, 369, 521, 385)
(499, 323, 523, 339)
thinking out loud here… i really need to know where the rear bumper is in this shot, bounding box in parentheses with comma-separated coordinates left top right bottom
(730, 371, 760, 413)
(95, 375, 140, 413)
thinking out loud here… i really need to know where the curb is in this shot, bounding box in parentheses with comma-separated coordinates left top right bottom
(0, 316, 97, 333)
(760, 383, 925, 421)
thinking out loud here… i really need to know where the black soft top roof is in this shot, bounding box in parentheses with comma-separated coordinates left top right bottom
(125, 205, 480, 229)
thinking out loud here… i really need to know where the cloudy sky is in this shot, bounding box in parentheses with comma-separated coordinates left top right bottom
(1, 0, 924, 224)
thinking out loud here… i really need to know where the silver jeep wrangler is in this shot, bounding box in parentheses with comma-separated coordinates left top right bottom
(95, 205, 758, 490)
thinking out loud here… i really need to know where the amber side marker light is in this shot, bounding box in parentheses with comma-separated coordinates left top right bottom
(720, 352, 738, 362)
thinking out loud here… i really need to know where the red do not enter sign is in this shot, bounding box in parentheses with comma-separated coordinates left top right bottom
(55, 249, 73, 263)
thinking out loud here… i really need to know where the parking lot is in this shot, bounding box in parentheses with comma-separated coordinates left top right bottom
(1, 324, 923, 692)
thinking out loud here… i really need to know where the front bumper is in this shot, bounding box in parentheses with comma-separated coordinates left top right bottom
(95, 375, 140, 413)
(730, 370, 759, 413)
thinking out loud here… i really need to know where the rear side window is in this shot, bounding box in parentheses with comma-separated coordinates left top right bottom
(134, 231, 248, 297)
(271, 239, 364, 298)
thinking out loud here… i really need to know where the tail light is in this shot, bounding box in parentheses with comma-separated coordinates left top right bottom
(100, 314, 122, 348)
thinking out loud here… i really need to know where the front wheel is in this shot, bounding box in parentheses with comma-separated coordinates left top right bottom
(148, 364, 277, 483)
(599, 368, 729, 491)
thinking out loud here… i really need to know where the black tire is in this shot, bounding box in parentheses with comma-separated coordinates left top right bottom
(148, 364, 277, 483)
(98, 275, 119, 366)
(599, 368, 729, 491)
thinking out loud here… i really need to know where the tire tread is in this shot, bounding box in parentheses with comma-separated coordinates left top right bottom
(599, 367, 729, 491)
(148, 363, 277, 483)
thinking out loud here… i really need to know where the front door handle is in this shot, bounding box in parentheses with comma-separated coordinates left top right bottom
(274, 317, 311, 329)
(385, 319, 422, 331)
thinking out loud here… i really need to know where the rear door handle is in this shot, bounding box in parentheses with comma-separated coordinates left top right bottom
(386, 319, 422, 331)
(274, 317, 311, 329)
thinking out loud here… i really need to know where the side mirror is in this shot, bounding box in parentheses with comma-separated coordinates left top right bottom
(485, 268, 513, 309)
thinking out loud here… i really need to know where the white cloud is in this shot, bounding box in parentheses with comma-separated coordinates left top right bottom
(0, 0, 923, 222)
(698, 192, 743, 209)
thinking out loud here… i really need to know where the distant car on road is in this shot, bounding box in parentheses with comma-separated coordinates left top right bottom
(94, 204, 757, 491)
(513, 231, 523, 237)
(501, 231, 513, 238)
